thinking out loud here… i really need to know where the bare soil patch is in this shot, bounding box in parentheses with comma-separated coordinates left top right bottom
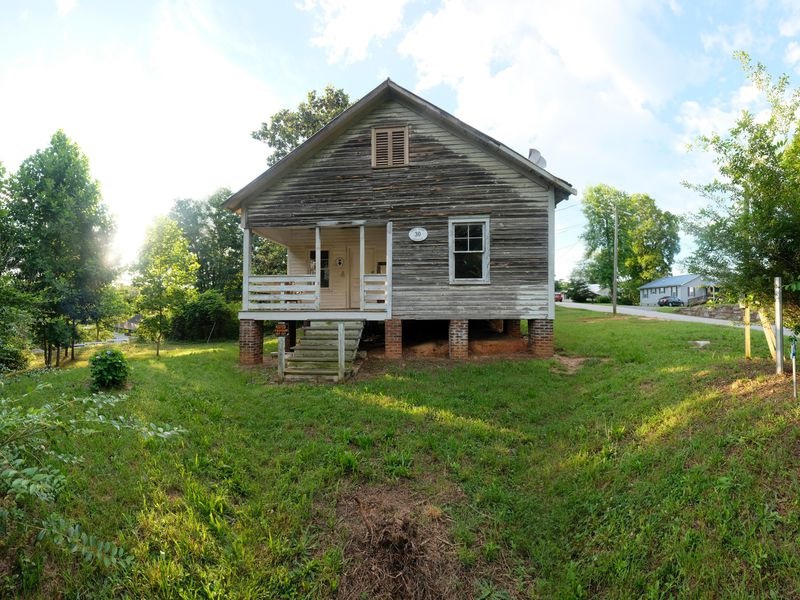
(551, 354, 586, 375)
(333, 483, 465, 599)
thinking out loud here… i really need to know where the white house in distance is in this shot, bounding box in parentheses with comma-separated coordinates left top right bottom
(639, 274, 717, 306)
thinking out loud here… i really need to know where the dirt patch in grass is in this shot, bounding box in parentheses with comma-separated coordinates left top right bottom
(333, 483, 465, 599)
(551, 354, 586, 375)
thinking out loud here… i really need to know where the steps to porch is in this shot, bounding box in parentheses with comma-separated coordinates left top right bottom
(283, 320, 364, 382)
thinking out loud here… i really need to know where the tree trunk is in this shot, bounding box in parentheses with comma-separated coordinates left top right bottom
(96, 322, 101, 342)
(55, 345, 61, 367)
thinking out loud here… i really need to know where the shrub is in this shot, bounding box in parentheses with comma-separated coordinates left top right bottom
(0, 343, 30, 373)
(88, 348, 130, 390)
(596, 295, 611, 304)
(170, 291, 239, 341)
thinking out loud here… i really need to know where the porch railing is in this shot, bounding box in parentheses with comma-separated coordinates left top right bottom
(362, 274, 387, 310)
(247, 275, 319, 310)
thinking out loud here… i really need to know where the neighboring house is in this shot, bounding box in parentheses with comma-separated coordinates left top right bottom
(224, 79, 575, 367)
(638, 274, 717, 306)
(116, 314, 142, 334)
(588, 284, 610, 298)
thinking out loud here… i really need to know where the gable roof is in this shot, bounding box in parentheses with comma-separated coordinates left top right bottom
(638, 274, 704, 290)
(224, 79, 576, 212)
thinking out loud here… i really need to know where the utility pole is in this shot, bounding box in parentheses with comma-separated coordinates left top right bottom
(612, 203, 618, 316)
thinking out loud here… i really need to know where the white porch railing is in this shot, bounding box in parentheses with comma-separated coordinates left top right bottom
(362, 274, 387, 310)
(247, 275, 319, 310)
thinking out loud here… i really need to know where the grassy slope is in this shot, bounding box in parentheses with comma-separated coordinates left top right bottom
(3, 308, 800, 598)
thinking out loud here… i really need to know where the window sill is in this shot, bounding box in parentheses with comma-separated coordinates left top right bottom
(449, 279, 491, 285)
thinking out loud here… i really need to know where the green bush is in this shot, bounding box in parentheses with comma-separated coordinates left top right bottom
(0, 343, 30, 373)
(170, 290, 239, 341)
(88, 348, 130, 390)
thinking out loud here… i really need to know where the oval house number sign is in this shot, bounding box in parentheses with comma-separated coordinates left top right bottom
(408, 227, 428, 242)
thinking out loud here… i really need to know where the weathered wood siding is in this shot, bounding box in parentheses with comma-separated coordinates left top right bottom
(246, 99, 552, 320)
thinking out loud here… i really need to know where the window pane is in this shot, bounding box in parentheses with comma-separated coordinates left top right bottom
(454, 238, 468, 251)
(454, 224, 469, 239)
(310, 250, 330, 288)
(468, 236, 483, 252)
(468, 224, 483, 238)
(454, 253, 483, 279)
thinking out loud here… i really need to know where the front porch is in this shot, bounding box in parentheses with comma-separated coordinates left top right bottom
(240, 218, 392, 320)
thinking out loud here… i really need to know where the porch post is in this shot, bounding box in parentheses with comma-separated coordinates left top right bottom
(241, 209, 250, 311)
(386, 221, 393, 318)
(315, 226, 321, 310)
(359, 224, 365, 310)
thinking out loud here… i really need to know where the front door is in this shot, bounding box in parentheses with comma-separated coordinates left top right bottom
(347, 246, 374, 309)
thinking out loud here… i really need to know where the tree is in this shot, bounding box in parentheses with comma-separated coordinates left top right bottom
(87, 285, 132, 341)
(169, 188, 244, 301)
(252, 85, 351, 166)
(566, 278, 594, 303)
(581, 184, 680, 303)
(684, 52, 800, 326)
(134, 217, 199, 356)
(7, 131, 115, 365)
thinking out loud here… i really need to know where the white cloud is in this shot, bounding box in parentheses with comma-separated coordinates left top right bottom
(55, 0, 77, 17)
(0, 1, 280, 267)
(700, 23, 754, 55)
(786, 40, 800, 66)
(300, 0, 412, 64)
(779, 15, 800, 37)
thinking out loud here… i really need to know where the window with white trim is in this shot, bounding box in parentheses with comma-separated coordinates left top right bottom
(372, 126, 408, 167)
(449, 217, 490, 284)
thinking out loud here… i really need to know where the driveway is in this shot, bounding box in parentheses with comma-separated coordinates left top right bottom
(558, 302, 780, 332)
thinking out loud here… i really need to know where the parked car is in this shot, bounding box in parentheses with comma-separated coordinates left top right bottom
(658, 296, 684, 307)
(554, 292, 563, 302)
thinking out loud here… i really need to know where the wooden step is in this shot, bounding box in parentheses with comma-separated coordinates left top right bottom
(279, 319, 365, 383)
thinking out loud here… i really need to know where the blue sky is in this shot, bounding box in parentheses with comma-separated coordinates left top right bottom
(2, 0, 800, 278)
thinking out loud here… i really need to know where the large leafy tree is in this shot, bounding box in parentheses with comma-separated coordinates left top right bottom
(7, 131, 115, 364)
(684, 52, 800, 325)
(252, 85, 351, 166)
(581, 184, 680, 302)
(170, 188, 244, 301)
(134, 217, 199, 356)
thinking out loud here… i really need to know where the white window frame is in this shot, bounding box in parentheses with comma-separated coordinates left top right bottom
(448, 216, 490, 285)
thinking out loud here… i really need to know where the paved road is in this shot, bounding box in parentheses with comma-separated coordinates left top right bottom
(558, 301, 774, 331)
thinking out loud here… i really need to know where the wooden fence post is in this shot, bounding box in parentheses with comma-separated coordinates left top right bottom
(744, 306, 751, 359)
(338, 322, 345, 381)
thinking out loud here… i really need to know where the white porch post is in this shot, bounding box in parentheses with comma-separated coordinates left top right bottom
(359, 224, 365, 311)
(315, 226, 321, 310)
(386, 221, 393, 318)
(241, 208, 250, 311)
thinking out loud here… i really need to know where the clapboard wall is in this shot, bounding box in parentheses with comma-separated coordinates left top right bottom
(245, 98, 553, 320)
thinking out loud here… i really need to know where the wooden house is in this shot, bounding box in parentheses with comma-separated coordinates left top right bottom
(225, 79, 575, 377)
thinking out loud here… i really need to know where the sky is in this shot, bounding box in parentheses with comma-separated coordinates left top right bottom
(1, 0, 799, 279)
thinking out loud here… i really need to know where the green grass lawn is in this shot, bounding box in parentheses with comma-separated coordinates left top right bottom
(3, 307, 800, 598)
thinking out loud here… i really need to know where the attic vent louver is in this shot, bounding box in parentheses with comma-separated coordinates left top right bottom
(372, 126, 408, 167)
